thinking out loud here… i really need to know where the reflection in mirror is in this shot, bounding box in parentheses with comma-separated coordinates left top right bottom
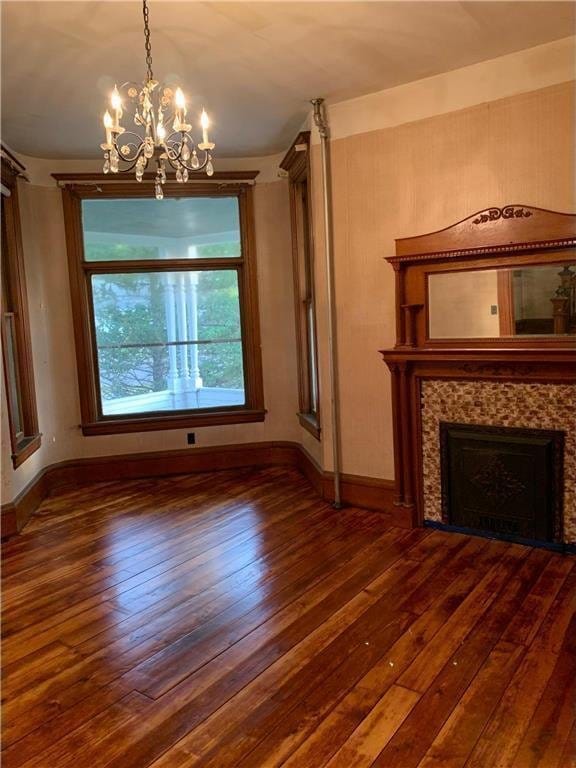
(428, 263, 576, 338)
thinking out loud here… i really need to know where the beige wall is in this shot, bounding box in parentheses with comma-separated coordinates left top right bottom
(1, 178, 300, 502)
(310, 80, 575, 480)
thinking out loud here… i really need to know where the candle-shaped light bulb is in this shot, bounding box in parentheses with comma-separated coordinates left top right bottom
(175, 87, 186, 110)
(111, 85, 122, 111)
(111, 85, 122, 128)
(200, 109, 210, 145)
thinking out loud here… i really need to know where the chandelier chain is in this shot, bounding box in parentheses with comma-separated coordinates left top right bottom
(142, 0, 154, 82)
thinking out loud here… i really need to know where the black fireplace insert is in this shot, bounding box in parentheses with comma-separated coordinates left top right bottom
(439, 422, 564, 544)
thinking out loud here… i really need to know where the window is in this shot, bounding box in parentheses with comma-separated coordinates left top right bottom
(1, 150, 41, 466)
(63, 184, 264, 435)
(280, 132, 320, 438)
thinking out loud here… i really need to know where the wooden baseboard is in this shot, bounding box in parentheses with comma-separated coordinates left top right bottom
(1, 441, 403, 538)
(1, 467, 51, 539)
(46, 442, 300, 486)
(295, 446, 410, 527)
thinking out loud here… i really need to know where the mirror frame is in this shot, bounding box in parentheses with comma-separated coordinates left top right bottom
(387, 205, 576, 350)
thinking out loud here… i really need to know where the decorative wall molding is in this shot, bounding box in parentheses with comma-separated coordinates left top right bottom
(1, 442, 399, 539)
(472, 206, 533, 225)
(458, 363, 538, 377)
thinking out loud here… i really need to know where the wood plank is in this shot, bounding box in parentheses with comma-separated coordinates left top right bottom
(464, 606, 576, 767)
(416, 641, 526, 768)
(324, 685, 420, 768)
(510, 624, 576, 768)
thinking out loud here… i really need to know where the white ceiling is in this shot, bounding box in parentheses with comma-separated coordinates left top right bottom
(1, 1, 574, 159)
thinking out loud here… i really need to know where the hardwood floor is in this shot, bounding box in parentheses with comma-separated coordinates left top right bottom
(1, 466, 574, 768)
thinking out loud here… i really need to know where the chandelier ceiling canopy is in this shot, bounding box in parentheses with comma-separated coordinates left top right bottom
(100, 0, 215, 199)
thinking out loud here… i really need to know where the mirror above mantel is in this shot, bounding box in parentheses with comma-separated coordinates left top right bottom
(385, 205, 576, 349)
(428, 262, 576, 339)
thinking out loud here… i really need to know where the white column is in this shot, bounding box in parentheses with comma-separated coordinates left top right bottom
(164, 273, 179, 392)
(187, 272, 202, 390)
(176, 272, 191, 390)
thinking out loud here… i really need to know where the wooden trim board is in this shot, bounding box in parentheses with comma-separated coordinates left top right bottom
(1, 442, 400, 538)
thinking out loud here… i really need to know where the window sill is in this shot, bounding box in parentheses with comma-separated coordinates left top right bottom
(12, 433, 42, 468)
(298, 412, 321, 440)
(81, 409, 266, 436)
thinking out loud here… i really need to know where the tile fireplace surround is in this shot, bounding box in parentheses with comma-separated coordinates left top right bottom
(421, 380, 576, 544)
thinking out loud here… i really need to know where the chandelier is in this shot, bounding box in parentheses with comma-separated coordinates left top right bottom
(100, 0, 215, 200)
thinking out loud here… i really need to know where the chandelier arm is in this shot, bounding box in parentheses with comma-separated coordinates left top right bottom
(174, 154, 210, 173)
(114, 151, 147, 173)
(163, 132, 189, 160)
(118, 81, 142, 94)
(115, 156, 146, 174)
(113, 132, 146, 159)
(162, 148, 209, 173)
(162, 131, 210, 172)
(114, 130, 146, 145)
(110, 133, 147, 170)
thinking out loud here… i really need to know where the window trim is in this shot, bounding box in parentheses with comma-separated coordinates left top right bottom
(280, 132, 321, 440)
(62, 181, 265, 435)
(1, 150, 41, 466)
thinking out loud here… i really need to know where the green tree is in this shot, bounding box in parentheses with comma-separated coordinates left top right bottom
(90, 242, 244, 401)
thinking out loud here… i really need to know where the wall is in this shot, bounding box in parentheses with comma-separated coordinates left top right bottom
(307, 39, 575, 480)
(1, 166, 300, 503)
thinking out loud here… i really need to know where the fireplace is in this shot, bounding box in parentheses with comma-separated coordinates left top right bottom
(380, 204, 576, 546)
(439, 422, 564, 544)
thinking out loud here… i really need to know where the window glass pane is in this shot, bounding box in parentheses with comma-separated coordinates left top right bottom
(91, 270, 245, 416)
(307, 302, 318, 415)
(4, 314, 24, 437)
(82, 197, 241, 261)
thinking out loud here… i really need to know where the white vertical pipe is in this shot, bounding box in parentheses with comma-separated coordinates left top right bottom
(311, 97, 342, 509)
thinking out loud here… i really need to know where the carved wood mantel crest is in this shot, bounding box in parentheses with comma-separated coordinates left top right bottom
(472, 206, 532, 225)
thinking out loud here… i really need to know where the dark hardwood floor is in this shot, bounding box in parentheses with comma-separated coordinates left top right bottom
(1, 466, 574, 767)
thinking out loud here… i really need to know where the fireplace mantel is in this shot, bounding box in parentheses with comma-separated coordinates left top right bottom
(380, 347, 575, 524)
(382, 346, 575, 373)
(380, 205, 576, 531)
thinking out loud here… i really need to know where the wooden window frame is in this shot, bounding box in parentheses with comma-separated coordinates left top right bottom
(1, 149, 41, 466)
(61, 181, 265, 436)
(280, 132, 321, 439)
